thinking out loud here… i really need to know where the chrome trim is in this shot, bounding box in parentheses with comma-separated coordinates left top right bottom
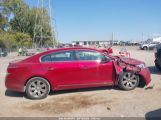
(39, 50, 74, 63)
(39, 49, 107, 63)
(40, 60, 101, 63)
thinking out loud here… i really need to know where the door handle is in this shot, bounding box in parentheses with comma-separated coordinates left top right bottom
(47, 67, 55, 71)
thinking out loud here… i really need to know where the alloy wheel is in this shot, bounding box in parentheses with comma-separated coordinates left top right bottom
(119, 72, 139, 90)
(26, 77, 50, 99)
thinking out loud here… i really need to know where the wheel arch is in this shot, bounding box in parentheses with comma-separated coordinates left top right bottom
(24, 76, 53, 91)
(118, 71, 140, 90)
(138, 75, 146, 87)
(143, 46, 148, 50)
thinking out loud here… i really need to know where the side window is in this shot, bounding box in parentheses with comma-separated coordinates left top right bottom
(41, 55, 51, 62)
(41, 51, 74, 62)
(75, 50, 109, 61)
(151, 42, 159, 44)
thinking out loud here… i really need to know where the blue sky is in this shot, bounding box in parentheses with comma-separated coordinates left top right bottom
(24, 0, 161, 43)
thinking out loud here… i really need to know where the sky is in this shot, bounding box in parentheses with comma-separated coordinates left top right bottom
(24, 0, 161, 43)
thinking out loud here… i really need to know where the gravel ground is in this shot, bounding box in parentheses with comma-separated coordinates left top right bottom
(0, 46, 161, 118)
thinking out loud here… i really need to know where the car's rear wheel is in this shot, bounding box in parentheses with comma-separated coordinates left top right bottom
(118, 72, 139, 90)
(25, 77, 50, 100)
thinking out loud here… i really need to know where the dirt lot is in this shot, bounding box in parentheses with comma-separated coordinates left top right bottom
(0, 46, 161, 117)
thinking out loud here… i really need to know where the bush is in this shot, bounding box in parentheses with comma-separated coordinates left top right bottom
(0, 32, 32, 49)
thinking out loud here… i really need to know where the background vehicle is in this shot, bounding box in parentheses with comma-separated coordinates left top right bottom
(119, 41, 129, 46)
(154, 44, 161, 70)
(98, 47, 113, 55)
(119, 48, 130, 58)
(5, 47, 151, 99)
(140, 41, 160, 50)
(0, 48, 7, 57)
(25, 48, 47, 56)
(140, 37, 161, 50)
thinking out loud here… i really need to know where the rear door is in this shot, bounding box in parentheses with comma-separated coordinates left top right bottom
(40, 50, 82, 89)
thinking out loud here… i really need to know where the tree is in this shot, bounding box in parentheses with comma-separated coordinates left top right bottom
(0, 32, 17, 49)
(15, 32, 32, 47)
(0, 31, 32, 49)
(10, 7, 54, 47)
(0, 13, 7, 31)
(0, 0, 55, 48)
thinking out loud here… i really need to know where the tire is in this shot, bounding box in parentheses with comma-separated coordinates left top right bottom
(143, 46, 148, 50)
(25, 77, 50, 100)
(118, 72, 139, 90)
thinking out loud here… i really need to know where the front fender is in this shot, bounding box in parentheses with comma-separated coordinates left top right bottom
(113, 61, 141, 85)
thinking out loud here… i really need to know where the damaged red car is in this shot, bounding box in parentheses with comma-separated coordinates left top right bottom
(5, 47, 151, 99)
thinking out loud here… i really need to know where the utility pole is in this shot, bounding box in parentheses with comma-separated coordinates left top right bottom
(49, 0, 56, 48)
(142, 32, 144, 41)
(112, 32, 114, 46)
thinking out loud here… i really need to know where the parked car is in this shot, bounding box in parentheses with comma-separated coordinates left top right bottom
(0, 48, 7, 57)
(98, 47, 113, 55)
(119, 48, 130, 58)
(5, 47, 151, 99)
(154, 44, 161, 71)
(25, 48, 47, 56)
(119, 41, 129, 46)
(140, 41, 160, 50)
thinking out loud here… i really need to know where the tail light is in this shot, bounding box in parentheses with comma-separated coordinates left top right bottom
(7, 63, 19, 73)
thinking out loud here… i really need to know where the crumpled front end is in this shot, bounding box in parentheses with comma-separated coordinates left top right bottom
(113, 56, 151, 86)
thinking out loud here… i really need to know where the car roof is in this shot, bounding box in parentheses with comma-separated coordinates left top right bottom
(38, 47, 99, 55)
(22, 47, 104, 63)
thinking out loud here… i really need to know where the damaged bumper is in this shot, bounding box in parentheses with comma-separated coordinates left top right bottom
(139, 67, 151, 85)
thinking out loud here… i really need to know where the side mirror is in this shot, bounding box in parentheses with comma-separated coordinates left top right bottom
(100, 57, 110, 64)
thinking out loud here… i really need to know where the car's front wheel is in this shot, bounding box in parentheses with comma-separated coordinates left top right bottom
(118, 72, 139, 90)
(143, 46, 148, 50)
(25, 77, 50, 99)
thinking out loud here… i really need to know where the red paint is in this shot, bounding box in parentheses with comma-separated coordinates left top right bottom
(99, 48, 113, 55)
(5, 47, 151, 92)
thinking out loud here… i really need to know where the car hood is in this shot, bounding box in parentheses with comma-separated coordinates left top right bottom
(119, 56, 144, 65)
(141, 43, 149, 46)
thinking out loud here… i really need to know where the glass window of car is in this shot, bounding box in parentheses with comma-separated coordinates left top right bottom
(151, 42, 160, 44)
(41, 51, 74, 62)
(75, 50, 110, 62)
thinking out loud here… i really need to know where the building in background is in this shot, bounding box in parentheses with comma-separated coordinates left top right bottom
(72, 40, 119, 47)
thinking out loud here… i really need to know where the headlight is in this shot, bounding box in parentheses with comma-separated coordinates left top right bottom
(137, 63, 146, 69)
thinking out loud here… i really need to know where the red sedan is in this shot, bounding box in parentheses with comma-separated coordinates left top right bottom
(5, 47, 151, 99)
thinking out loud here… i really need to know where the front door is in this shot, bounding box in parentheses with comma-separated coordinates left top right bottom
(75, 50, 114, 87)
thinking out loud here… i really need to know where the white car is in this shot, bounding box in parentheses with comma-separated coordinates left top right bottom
(140, 42, 160, 50)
